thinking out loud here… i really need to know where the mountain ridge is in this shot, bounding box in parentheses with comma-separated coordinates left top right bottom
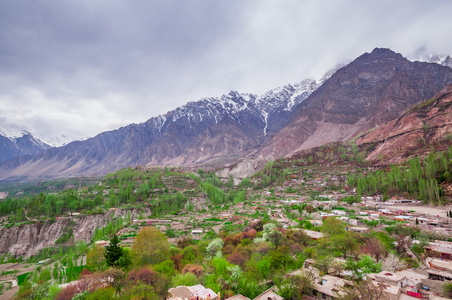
(1, 48, 452, 181)
(0, 77, 324, 180)
(255, 48, 452, 160)
(0, 130, 51, 164)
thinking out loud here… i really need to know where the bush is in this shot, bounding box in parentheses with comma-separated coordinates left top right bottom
(443, 282, 452, 298)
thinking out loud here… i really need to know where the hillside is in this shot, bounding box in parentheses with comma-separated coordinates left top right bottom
(357, 83, 452, 164)
(256, 48, 452, 159)
(0, 80, 322, 181)
(1, 49, 452, 181)
(0, 130, 51, 163)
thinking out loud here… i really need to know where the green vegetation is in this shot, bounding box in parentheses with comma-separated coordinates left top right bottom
(0, 140, 450, 299)
(347, 147, 452, 204)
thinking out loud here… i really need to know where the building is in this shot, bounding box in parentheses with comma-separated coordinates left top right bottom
(167, 284, 218, 300)
(312, 275, 351, 300)
(191, 229, 204, 235)
(424, 241, 452, 260)
(225, 295, 250, 300)
(253, 286, 283, 300)
(348, 227, 369, 233)
(302, 229, 325, 240)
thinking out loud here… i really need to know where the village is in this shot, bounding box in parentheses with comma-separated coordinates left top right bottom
(1, 152, 451, 299)
(89, 167, 452, 300)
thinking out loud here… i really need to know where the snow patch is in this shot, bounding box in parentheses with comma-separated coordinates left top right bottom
(262, 111, 268, 136)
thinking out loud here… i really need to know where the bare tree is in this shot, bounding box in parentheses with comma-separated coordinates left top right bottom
(337, 278, 384, 300)
(362, 237, 388, 262)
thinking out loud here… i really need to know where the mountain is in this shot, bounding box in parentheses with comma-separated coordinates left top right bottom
(1, 48, 451, 181)
(256, 48, 452, 160)
(0, 78, 325, 180)
(408, 48, 452, 68)
(0, 129, 51, 163)
(38, 134, 84, 148)
(356, 82, 452, 165)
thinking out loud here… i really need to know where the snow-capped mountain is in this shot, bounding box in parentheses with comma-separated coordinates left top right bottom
(0, 129, 51, 163)
(1, 48, 451, 180)
(0, 74, 325, 179)
(38, 134, 85, 147)
(153, 78, 321, 139)
(259, 48, 452, 159)
(408, 49, 452, 68)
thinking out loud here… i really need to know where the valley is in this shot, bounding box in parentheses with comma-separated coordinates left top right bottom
(0, 48, 452, 300)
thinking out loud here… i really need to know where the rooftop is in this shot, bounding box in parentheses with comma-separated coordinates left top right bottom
(168, 285, 218, 300)
(253, 287, 283, 300)
(302, 229, 325, 239)
(314, 275, 351, 297)
(224, 295, 251, 300)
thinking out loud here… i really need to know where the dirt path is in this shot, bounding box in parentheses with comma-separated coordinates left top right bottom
(381, 204, 452, 218)
(0, 286, 19, 300)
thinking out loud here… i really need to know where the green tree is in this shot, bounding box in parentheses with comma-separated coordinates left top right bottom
(86, 287, 116, 300)
(443, 282, 452, 298)
(206, 238, 224, 259)
(330, 232, 359, 259)
(117, 247, 133, 271)
(345, 255, 382, 280)
(276, 272, 314, 300)
(321, 217, 345, 236)
(104, 235, 123, 267)
(171, 272, 199, 287)
(87, 245, 106, 272)
(132, 227, 169, 266)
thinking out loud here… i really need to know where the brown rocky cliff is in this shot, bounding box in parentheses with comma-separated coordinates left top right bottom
(256, 48, 452, 159)
(356, 83, 452, 164)
(0, 208, 146, 258)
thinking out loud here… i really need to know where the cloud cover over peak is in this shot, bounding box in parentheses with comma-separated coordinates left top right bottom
(1, 0, 452, 141)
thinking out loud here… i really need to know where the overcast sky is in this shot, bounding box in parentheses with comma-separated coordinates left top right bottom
(1, 0, 452, 143)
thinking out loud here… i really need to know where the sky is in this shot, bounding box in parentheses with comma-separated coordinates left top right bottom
(1, 0, 452, 144)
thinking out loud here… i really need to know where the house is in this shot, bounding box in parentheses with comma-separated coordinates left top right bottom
(367, 271, 406, 288)
(424, 241, 452, 260)
(94, 240, 109, 247)
(393, 216, 412, 222)
(368, 269, 429, 299)
(425, 268, 452, 282)
(191, 229, 204, 235)
(426, 257, 452, 273)
(225, 295, 250, 300)
(348, 227, 369, 233)
(308, 220, 323, 227)
(133, 219, 172, 225)
(370, 213, 380, 219)
(332, 210, 346, 216)
(302, 229, 325, 240)
(167, 284, 218, 300)
(312, 275, 351, 299)
(218, 213, 233, 219)
(253, 286, 283, 300)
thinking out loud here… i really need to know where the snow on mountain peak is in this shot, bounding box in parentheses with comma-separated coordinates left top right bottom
(407, 50, 452, 68)
(0, 128, 30, 140)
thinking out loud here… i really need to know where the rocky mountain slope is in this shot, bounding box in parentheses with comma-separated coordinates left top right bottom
(256, 48, 452, 160)
(0, 129, 51, 163)
(357, 83, 452, 164)
(0, 78, 326, 180)
(1, 48, 452, 181)
(0, 208, 146, 258)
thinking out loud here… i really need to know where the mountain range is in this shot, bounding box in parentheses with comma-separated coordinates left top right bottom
(1, 48, 452, 181)
(0, 129, 50, 164)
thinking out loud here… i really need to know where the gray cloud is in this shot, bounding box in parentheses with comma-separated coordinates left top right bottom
(1, 0, 452, 142)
